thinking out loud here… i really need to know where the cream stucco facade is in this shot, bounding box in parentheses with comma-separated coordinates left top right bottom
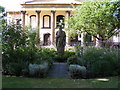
(7, 0, 120, 46)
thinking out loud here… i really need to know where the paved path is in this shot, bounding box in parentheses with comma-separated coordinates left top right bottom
(48, 62, 69, 77)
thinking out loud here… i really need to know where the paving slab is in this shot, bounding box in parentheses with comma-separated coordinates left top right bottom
(48, 62, 69, 77)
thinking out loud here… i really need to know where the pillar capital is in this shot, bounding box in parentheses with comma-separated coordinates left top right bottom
(51, 10, 56, 13)
(66, 10, 71, 13)
(21, 11, 26, 14)
(66, 10, 71, 16)
(36, 10, 41, 14)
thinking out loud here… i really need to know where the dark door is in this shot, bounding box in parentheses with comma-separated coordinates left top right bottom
(43, 33, 51, 45)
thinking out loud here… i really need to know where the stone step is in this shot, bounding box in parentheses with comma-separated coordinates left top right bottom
(48, 62, 69, 77)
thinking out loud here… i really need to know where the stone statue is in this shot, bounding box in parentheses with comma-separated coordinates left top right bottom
(56, 25, 66, 54)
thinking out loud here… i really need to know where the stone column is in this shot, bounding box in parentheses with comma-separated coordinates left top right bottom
(66, 10, 71, 45)
(96, 34, 101, 47)
(51, 10, 56, 45)
(21, 11, 26, 30)
(36, 10, 41, 43)
(81, 33, 84, 46)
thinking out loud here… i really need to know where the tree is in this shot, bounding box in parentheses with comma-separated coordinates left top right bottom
(0, 6, 5, 30)
(0, 6, 5, 16)
(67, 0, 120, 47)
(0, 6, 6, 23)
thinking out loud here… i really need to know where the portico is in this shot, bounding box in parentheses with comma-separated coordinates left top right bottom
(19, 0, 82, 46)
(6, 0, 120, 47)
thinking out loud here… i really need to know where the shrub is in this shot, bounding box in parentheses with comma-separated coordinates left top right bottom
(7, 62, 29, 76)
(27, 48, 54, 77)
(2, 46, 37, 76)
(2, 46, 53, 76)
(41, 48, 56, 58)
(54, 51, 75, 62)
(81, 47, 120, 77)
(2, 24, 28, 51)
(89, 60, 113, 76)
(82, 47, 103, 66)
(67, 46, 120, 78)
(64, 51, 75, 60)
(69, 64, 86, 79)
(34, 55, 53, 69)
(74, 44, 84, 56)
(54, 54, 64, 62)
(2, 23, 42, 76)
(29, 62, 49, 78)
(67, 55, 84, 66)
(36, 48, 54, 68)
(3, 56, 29, 76)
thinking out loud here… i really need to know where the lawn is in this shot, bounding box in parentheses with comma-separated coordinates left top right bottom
(2, 75, 119, 88)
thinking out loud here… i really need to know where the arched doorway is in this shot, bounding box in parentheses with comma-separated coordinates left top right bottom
(43, 33, 51, 46)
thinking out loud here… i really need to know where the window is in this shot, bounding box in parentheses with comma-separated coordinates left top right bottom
(30, 15, 36, 28)
(56, 15, 65, 28)
(43, 15, 51, 28)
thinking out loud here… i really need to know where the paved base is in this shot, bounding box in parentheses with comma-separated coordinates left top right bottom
(48, 63, 69, 77)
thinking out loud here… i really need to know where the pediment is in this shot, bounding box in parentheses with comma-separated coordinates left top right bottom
(23, 0, 82, 4)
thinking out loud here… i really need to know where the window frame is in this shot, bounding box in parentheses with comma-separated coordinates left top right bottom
(30, 15, 36, 27)
(43, 15, 51, 29)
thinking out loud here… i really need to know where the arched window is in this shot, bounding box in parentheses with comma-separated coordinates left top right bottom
(56, 15, 65, 28)
(43, 15, 51, 28)
(30, 15, 36, 28)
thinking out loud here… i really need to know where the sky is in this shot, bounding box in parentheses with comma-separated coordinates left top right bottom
(0, 0, 29, 11)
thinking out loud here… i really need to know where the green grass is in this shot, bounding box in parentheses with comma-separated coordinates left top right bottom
(2, 75, 119, 88)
